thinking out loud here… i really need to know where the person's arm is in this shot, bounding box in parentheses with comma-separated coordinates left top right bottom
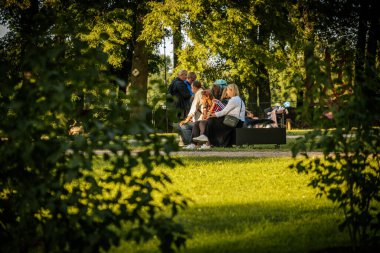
(179, 116, 192, 126)
(202, 106, 208, 119)
(187, 90, 202, 116)
(246, 110, 254, 119)
(214, 97, 238, 117)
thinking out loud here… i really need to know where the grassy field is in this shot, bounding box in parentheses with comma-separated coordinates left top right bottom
(111, 156, 350, 253)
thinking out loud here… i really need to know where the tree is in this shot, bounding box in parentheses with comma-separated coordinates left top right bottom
(142, 0, 295, 116)
(0, 1, 187, 252)
(290, 0, 380, 251)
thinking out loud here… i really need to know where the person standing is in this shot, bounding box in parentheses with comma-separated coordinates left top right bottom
(184, 72, 197, 99)
(168, 69, 191, 121)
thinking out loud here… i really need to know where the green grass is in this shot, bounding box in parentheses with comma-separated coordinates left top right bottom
(286, 129, 313, 135)
(111, 157, 349, 253)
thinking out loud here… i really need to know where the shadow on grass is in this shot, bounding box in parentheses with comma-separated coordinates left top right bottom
(179, 201, 350, 253)
(113, 201, 360, 253)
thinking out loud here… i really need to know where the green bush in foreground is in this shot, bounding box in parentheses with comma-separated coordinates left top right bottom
(290, 81, 380, 251)
(0, 2, 187, 252)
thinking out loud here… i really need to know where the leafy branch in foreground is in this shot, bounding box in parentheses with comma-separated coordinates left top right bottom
(0, 1, 188, 253)
(290, 83, 380, 252)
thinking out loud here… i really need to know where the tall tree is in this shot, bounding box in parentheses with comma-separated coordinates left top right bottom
(142, 0, 295, 115)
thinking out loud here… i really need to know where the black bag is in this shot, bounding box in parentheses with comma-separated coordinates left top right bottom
(222, 99, 243, 127)
(223, 115, 240, 127)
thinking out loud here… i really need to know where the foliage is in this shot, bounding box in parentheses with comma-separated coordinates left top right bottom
(79, 7, 133, 68)
(0, 1, 188, 253)
(291, 126, 380, 250)
(141, 0, 295, 112)
(289, 1, 380, 250)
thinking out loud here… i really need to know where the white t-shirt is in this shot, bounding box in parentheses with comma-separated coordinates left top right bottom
(187, 88, 203, 122)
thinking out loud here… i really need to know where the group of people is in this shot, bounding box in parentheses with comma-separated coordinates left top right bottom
(168, 69, 246, 149)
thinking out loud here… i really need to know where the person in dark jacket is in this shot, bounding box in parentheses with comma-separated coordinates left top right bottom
(168, 69, 192, 121)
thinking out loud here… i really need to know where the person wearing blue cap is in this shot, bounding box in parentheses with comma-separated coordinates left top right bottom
(211, 79, 228, 103)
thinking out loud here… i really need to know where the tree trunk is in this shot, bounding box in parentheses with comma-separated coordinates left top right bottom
(354, 0, 369, 85)
(362, 1, 379, 111)
(130, 40, 149, 102)
(254, 25, 271, 117)
(129, 7, 149, 121)
(325, 47, 332, 85)
(303, 39, 314, 106)
(365, 1, 378, 79)
(173, 22, 182, 69)
(258, 62, 271, 116)
(247, 85, 258, 115)
(20, 0, 39, 73)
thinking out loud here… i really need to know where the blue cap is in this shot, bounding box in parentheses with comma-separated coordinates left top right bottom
(284, 101, 290, 107)
(214, 79, 228, 88)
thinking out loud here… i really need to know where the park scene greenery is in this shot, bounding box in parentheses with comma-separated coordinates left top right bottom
(0, 0, 379, 253)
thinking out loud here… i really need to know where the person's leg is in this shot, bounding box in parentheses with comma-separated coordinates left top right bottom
(271, 110, 278, 127)
(198, 120, 207, 135)
(190, 121, 201, 142)
(204, 117, 231, 147)
(192, 118, 216, 145)
(178, 122, 194, 145)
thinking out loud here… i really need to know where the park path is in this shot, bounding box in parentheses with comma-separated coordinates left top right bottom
(172, 135, 323, 158)
(93, 136, 317, 157)
(174, 150, 323, 158)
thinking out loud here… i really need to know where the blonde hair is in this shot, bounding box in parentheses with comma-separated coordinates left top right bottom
(227, 83, 240, 97)
(220, 87, 228, 99)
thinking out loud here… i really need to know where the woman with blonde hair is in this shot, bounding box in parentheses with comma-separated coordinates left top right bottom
(193, 83, 246, 147)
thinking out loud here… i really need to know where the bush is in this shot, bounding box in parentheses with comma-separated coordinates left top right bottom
(290, 86, 380, 251)
(0, 3, 187, 252)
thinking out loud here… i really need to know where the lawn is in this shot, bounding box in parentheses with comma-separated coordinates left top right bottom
(111, 156, 350, 253)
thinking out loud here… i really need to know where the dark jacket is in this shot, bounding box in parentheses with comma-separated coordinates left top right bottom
(168, 77, 191, 119)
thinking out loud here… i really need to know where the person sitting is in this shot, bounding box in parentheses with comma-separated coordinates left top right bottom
(177, 80, 203, 145)
(244, 110, 274, 128)
(244, 110, 258, 128)
(220, 86, 230, 105)
(193, 83, 245, 148)
(183, 89, 225, 150)
(211, 79, 228, 101)
(265, 103, 288, 128)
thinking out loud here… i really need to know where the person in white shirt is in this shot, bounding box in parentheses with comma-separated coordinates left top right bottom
(193, 83, 245, 148)
(177, 80, 203, 145)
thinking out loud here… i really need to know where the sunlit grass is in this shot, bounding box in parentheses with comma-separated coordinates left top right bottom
(110, 157, 349, 253)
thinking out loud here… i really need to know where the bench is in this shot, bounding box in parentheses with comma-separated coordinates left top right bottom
(233, 127, 286, 147)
